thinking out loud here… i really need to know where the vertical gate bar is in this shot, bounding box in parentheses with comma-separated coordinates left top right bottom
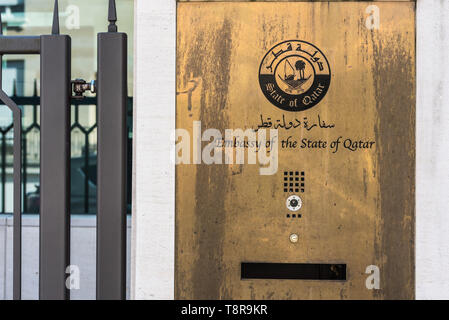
(22, 135, 27, 212)
(96, 0, 127, 299)
(0, 91, 23, 300)
(84, 133, 89, 213)
(1, 135, 5, 214)
(12, 106, 22, 300)
(0, 11, 3, 222)
(1, 14, 22, 300)
(39, 1, 71, 299)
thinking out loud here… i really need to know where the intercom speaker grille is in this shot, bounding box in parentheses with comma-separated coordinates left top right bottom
(283, 171, 305, 193)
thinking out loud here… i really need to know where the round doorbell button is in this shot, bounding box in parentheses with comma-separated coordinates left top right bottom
(289, 233, 299, 243)
(286, 195, 302, 211)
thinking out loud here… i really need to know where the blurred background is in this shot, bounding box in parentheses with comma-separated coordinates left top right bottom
(0, 0, 134, 214)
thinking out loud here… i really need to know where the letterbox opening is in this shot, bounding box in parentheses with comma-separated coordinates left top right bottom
(241, 263, 347, 281)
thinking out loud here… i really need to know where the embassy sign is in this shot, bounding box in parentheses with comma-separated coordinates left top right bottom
(175, 1, 415, 300)
(259, 40, 331, 112)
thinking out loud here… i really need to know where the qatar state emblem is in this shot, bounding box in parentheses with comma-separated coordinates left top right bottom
(259, 40, 331, 112)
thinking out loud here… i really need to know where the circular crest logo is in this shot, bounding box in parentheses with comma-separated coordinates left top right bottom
(259, 40, 331, 112)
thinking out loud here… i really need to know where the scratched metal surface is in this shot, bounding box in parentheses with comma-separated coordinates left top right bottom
(176, 1, 415, 299)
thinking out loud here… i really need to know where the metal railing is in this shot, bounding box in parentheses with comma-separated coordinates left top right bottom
(0, 87, 133, 214)
(0, 0, 129, 300)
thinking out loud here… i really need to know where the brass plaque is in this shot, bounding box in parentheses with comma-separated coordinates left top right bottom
(176, 1, 415, 299)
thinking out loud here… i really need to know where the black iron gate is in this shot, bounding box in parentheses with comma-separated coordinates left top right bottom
(0, 0, 128, 300)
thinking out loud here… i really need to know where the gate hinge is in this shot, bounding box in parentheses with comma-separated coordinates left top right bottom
(71, 79, 96, 99)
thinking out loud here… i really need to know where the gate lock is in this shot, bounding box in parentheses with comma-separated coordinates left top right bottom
(71, 79, 97, 99)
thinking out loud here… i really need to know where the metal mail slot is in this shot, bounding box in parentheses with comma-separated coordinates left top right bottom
(241, 263, 347, 281)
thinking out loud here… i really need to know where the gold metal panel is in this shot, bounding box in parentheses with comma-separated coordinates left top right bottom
(176, 1, 415, 299)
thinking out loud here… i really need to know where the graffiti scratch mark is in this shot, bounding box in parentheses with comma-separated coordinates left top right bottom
(177, 79, 200, 112)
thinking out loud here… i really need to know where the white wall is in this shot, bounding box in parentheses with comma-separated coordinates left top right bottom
(0, 215, 131, 300)
(416, 0, 449, 300)
(131, 0, 176, 300)
(0, 216, 6, 300)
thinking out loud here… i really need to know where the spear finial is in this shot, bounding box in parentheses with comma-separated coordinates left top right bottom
(52, 0, 60, 35)
(108, 0, 118, 32)
(33, 79, 38, 97)
(12, 79, 17, 96)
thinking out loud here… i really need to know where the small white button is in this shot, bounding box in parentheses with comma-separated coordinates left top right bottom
(289, 233, 299, 243)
